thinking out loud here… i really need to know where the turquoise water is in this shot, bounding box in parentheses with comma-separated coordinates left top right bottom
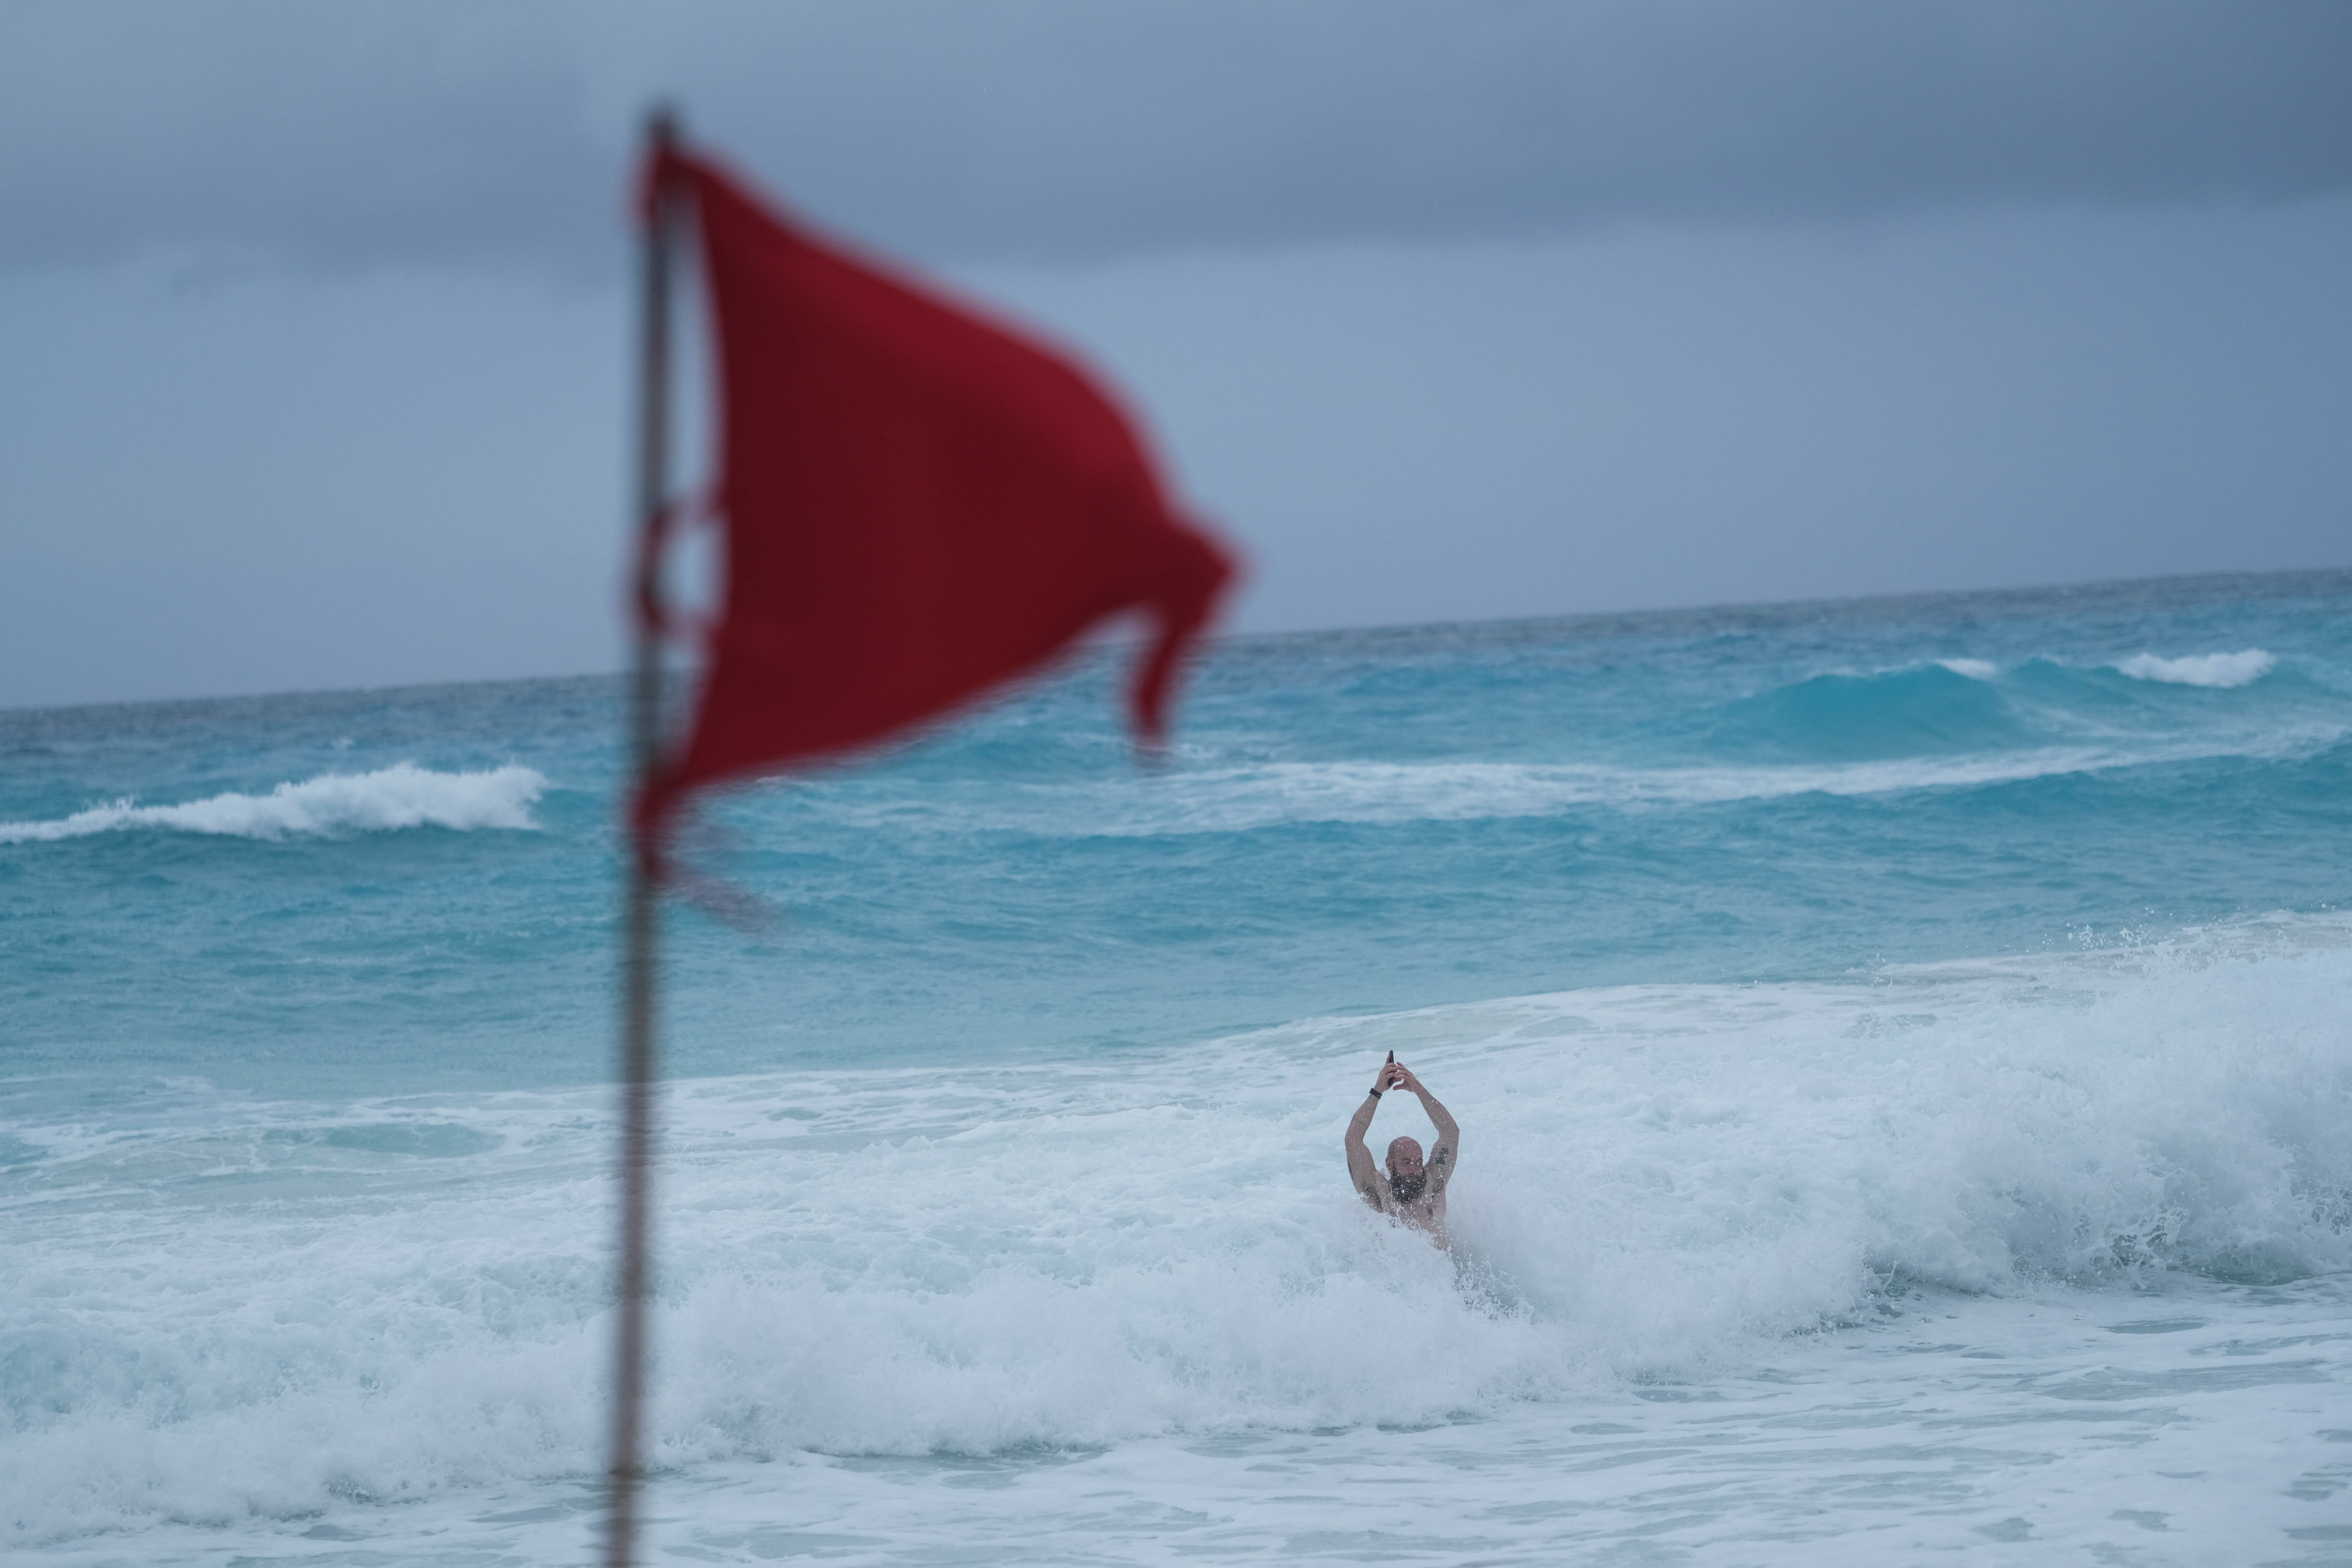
(9, 569, 2352, 1097)
(6, 569, 2352, 1563)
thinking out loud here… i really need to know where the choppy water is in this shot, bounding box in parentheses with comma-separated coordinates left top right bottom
(6, 569, 2352, 1564)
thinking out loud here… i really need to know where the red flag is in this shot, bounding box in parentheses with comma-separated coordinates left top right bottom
(631, 147, 1237, 869)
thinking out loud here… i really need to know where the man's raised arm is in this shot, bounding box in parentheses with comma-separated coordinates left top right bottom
(1343, 1061, 1401, 1209)
(1393, 1063, 1460, 1189)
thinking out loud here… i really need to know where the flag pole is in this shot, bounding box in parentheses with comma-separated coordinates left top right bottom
(607, 104, 678, 1568)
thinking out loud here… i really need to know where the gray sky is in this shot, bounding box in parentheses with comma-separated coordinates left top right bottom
(3, 0, 2349, 707)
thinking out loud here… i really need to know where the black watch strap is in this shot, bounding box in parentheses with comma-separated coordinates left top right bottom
(1367, 1086, 1383, 1099)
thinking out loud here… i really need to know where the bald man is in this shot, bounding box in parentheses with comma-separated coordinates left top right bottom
(1344, 1058, 1459, 1246)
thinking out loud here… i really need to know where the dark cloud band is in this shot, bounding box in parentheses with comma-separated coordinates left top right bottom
(2, 0, 2347, 277)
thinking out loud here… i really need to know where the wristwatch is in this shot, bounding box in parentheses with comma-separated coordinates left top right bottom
(1367, 1086, 1383, 1099)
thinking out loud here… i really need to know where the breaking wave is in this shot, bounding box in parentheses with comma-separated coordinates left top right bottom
(813, 732, 2346, 839)
(2114, 649, 2277, 688)
(6, 921, 2350, 1546)
(0, 764, 548, 843)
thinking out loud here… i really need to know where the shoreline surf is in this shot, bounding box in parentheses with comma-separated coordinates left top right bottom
(6, 569, 2349, 1562)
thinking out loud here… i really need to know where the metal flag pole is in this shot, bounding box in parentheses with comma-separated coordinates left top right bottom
(607, 104, 678, 1568)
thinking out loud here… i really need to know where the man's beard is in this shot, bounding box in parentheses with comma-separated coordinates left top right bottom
(1389, 1171, 1427, 1205)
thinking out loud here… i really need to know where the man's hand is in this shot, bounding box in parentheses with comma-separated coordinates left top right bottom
(1374, 1061, 1405, 1094)
(1393, 1061, 1458, 1189)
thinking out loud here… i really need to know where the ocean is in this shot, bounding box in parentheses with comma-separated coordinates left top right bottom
(5, 568, 2351, 1565)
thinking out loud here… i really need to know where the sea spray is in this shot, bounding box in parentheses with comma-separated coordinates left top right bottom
(7, 922, 2348, 1547)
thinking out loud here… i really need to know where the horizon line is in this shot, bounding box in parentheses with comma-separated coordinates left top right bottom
(7, 561, 2347, 721)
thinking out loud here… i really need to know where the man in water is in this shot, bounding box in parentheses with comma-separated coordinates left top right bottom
(1344, 1058, 1459, 1244)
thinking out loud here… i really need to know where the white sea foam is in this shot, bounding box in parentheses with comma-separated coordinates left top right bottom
(0, 763, 548, 843)
(827, 729, 2344, 838)
(2114, 649, 2277, 688)
(5, 922, 2350, 1550)
(1935, 657, 1999, 680)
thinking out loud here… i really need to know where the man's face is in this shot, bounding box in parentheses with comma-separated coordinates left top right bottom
(1387, 1137, 1425, 1184)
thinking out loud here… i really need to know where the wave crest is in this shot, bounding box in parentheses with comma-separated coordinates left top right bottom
(2114, 649, 2276, 688)
(0, 764, 548, 844)
(6, 923, 2351, 1545)
(1703, 664, 2036, 761)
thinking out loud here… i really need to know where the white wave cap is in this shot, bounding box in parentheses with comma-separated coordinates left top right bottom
(0, 764, 548, 843)
(1935, 657, 1998, 680)
(816, 731, 2341, 840)
(2115, 649, 2276, 688)
(6, 922, 2351, 1549)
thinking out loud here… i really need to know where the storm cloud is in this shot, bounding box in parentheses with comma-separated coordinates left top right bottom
(3, 0, 2348, 277)
(4, 1, 2348, 708)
